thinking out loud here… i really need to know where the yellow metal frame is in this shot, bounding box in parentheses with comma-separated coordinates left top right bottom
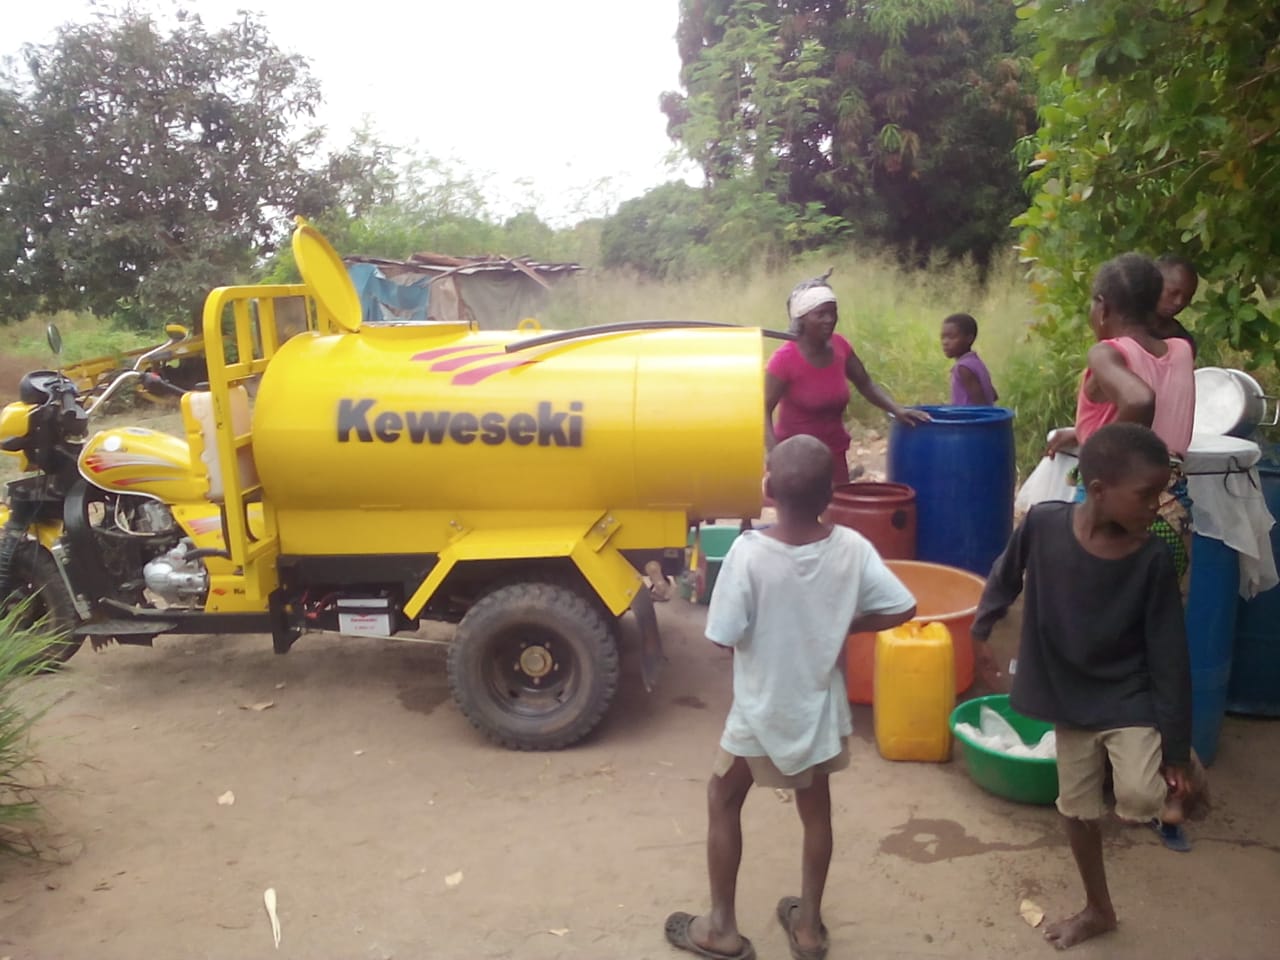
(402, 512, 642, 619)
(199, 283, 325, 610)
(0, 506, 62, 552)
(197, 282, 652, 619)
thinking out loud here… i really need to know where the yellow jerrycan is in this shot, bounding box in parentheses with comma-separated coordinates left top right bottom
(873, 621, 955, 762)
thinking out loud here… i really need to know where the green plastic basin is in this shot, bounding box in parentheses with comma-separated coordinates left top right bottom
(949, 694, 1059, 805)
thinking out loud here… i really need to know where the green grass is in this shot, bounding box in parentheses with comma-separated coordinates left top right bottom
(2, 311, 156, 363)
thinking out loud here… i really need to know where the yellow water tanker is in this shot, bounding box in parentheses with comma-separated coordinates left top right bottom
(252, 321, 764, 556)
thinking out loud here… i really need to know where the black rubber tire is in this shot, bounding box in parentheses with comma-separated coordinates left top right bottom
(447, 582, 620, 750)
(3, 545, 82, 666)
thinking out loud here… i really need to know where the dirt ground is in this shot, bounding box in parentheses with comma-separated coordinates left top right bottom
(1, 411, 1276, 958)
(1, 595, 1278, 960)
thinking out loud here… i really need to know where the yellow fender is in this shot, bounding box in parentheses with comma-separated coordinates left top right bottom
(0, 505, 63, 551)
(403, 512, 640, 620)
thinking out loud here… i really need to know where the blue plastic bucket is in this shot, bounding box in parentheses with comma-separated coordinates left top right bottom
(1229, 462, 1280, 716)
(1185, 532, 1239, 765)
(888, 405, 1015, 576)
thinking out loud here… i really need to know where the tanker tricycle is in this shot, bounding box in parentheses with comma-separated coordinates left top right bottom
(0, 220, 778, 750)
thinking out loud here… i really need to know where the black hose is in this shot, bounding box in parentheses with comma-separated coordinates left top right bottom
(141, 372, 187, 398)
(504, 320, 796, 354)
(186, 548, 231, 561)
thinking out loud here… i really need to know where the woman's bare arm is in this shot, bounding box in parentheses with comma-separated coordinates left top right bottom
(845, 349, 930, 425)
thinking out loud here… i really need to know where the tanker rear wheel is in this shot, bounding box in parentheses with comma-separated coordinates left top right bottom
(447, 582, 620, 750)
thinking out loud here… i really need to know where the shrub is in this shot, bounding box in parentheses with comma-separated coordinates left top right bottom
(0, 597, 60, 858)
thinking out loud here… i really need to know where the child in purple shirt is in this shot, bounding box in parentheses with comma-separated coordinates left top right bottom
(940, 312, 998, 406)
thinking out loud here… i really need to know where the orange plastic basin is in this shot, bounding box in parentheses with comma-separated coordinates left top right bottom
(847, 559, 986, 704)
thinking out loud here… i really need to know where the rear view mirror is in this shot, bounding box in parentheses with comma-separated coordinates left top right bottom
(165, 323, 189, 342)
(46, 323, 63, 356)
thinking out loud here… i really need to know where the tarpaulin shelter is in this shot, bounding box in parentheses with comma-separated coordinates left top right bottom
(343, 252, 583, 329)
(347, 262, 432, 324)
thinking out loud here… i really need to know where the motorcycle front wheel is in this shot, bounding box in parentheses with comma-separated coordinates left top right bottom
(2, 545, 82, 666)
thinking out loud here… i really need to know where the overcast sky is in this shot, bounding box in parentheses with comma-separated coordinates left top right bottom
(5, 0, 702, 224)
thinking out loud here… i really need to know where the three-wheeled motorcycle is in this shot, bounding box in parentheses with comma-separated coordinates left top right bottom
(0, 219, 770, 749)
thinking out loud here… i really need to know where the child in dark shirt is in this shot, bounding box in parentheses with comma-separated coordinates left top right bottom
(971, 422, 1191, 951)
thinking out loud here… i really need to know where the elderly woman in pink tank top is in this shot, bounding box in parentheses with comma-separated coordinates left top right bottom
(1046, 252, 1196, 575)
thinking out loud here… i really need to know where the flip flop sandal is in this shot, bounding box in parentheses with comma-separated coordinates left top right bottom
(663, 912, 756, 960)
(775, 896, 830, 960)
(1148, 818, 1192, 853)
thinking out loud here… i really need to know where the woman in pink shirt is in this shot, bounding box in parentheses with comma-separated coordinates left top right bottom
(1047, 252, 1196, 577)
(1046, 253, 1195, 458)
(765, 276, 929, 485)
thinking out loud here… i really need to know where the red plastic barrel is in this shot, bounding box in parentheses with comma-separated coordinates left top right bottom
(828, 482, 917, 560)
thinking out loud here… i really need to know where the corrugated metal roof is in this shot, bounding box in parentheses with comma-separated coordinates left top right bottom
(344, 252, 584, 279)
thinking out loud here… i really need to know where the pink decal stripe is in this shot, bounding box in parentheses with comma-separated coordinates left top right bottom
(429, 350, 509, 372)
(410, 345, 476, 362)
(451, 358, 538, 386)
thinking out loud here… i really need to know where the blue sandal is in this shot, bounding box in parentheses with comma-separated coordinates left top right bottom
(1149, 818, 1192, 852)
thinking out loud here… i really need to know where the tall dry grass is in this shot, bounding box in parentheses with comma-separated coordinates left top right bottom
(3, 258, 1074, 473)
(546, 249, 1063, 470)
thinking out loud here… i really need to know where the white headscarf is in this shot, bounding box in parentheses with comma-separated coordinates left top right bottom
(786, 275, 837, 334)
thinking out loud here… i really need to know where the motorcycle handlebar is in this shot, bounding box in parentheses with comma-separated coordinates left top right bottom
(82, 332, 193, 414)
(140, 372, 187, 398)
(84, 370, 141, 415)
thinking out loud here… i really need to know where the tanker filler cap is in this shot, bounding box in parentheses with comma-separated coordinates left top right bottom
(291, 217, 363, 333)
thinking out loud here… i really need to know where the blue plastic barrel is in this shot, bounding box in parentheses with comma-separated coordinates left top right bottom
(1184, 533, 1239, 766)
(1229, 462, 1280, 716)
(887, 406, 1015, 576)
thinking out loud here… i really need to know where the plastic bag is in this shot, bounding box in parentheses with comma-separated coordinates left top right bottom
(955, 705, 1056, 759)
(1015, 454, 1077, 515)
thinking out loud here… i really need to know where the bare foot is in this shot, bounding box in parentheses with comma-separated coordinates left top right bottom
(1043, 905, 1117, 950)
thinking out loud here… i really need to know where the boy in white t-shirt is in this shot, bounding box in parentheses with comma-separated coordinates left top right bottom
(664, 435, 916, 960)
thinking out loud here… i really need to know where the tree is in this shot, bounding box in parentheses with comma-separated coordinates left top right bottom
(601, 181, 711, 277)
(1014, 0, 1280, 364)
(662, 0, 1036, 265)
(0, 7, 336, 325)
(292, 123, 399, 228)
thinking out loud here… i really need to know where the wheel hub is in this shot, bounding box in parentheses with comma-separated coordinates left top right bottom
(518, 644, 554, 679)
